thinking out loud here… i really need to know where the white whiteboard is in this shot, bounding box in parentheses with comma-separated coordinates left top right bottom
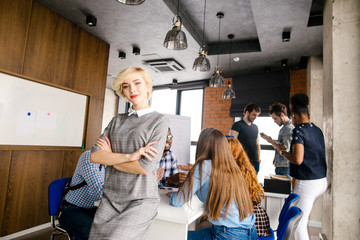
(165, 114, 191, 166)
(0, 72, 87, 147)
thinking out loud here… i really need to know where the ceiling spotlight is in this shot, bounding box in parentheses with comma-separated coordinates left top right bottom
(233, 56, 240, 62)
(281, 59, 288, 67)
(115, 0, 145, 5)
(118, 51, 126, 59)
(133, 47, 140, 55)
(86, 15, 97, 27)
(282, 31, 291, 42)
(172, 79, 178, 85)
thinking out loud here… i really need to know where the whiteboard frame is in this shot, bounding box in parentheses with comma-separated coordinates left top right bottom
(0, 70, 89, 148)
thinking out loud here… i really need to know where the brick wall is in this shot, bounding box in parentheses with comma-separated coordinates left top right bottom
(202, 78, 234, 135)
(290, 69, 307, 96)
(202, 70, 308, 134)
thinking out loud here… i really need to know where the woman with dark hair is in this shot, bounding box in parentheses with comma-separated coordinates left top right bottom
(274, 93, 327, 240)
(168, 128, 257, 240)
(227, 138, 271, 237)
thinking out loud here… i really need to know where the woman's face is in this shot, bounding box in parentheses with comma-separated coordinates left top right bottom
(291, 112, 301, 126)
(122, 73, 151, 109)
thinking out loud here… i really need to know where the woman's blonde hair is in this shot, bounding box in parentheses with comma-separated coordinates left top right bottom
(112, 67, 152, 99)
(227, 138, 265, 204)
(179, 128, 253, 221)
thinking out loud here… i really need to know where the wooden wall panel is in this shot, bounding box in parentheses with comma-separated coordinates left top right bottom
(72, 29, 109, 148)
(0, 0, 109, 236)
(0, 0, 32, 73)
(23, 1, 78, 87)
(1, 151, 64, 235)
(72, 29, 109, 95)
(0, 151, 12, 235)
(62, 150, 85, 177)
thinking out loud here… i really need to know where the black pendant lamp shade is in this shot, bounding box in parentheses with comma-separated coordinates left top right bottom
(209, 12, 225, 87)
(163, 0, 188, 50)
(222, 81, 236, 99)
(193, 0, 210, 71)
(222, 34, 236, 99)
(115, 0, 145, 5)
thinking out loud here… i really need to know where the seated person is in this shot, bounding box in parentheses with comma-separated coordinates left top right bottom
(59, 150, 105, 240)
(227, 138, 272, 237)
(158, 128, 187, 186)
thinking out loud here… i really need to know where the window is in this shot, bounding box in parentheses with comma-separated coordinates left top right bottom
(254, 116, 280, 183)
(150, 89, 177, 115)
(180, 89, 203, 163)
(151, 88, 204, 163)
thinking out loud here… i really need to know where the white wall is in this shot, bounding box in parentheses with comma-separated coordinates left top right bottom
(101, 88, 117, 132)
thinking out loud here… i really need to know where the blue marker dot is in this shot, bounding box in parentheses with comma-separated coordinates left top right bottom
(27, 112, 31, 116)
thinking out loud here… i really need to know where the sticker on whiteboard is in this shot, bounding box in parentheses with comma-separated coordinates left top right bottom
(16, 110, 37, 137)
(35, 111, 57, 129)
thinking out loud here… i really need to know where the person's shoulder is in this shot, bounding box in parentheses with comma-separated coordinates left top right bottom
(150, 112, 170, 124)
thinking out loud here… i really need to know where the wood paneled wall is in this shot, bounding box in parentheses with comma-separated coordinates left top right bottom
(0, 0, 109, 236)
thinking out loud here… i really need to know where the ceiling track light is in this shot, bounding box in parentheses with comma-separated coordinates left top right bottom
(281, 59, 288, 67)
(115, 0, 145, 5)
(118, 51, 126, 59)
(209, 12, 225, 88)
(133, 46, 140, 55)
(282, 31, 291, 42)
(192, 0, 211, 72)
(86, 15, 97, 27)
(163, 0, 188, 50)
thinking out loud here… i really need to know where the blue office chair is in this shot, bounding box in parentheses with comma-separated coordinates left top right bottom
(276, 206, 303, 240)
(49, 177, 72, 240)
(278, 193, 299, 227)
(258, 193, 299, 240)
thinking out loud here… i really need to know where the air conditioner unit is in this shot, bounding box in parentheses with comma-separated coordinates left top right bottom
(144, 59, 185, 73)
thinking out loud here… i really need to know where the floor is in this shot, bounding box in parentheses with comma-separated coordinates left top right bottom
(6, 226, 323, 240)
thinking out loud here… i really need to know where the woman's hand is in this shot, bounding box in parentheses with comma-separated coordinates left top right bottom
(128, 141, 159, 161)
(157, 168, 164, 182)
(178, 163, 194, 172)
(97, 136, 112, 152)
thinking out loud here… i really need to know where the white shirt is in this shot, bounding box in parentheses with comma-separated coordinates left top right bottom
(128, 106, 154, 117)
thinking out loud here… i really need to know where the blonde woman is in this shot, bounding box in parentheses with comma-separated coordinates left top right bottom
(227, 138, 272, 237)
(89, 67, 169, 239)
(169, 128, 257, 240)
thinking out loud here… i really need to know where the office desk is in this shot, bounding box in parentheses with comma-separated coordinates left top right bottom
(146, 189, 205, 240)
(264, 192, 289, 229)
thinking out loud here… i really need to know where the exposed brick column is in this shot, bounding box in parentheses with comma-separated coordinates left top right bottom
(290, 69, 307, 95)
(202, 78, 233, 135)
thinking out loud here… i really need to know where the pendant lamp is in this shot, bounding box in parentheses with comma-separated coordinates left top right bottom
(163, 0, 188, 50)
(222, 34, 236, 99)
(209, 12, 225, 87)
(115, 0, 145, 5)
(193, 0, 211, 71)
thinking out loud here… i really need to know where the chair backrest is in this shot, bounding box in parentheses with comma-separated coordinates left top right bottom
(48, 177, 71, 216)
(276, 206, 303, 240)
(278, 193, 299, 228)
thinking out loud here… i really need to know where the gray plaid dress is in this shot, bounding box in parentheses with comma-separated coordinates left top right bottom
(89, 111, 169, 239)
